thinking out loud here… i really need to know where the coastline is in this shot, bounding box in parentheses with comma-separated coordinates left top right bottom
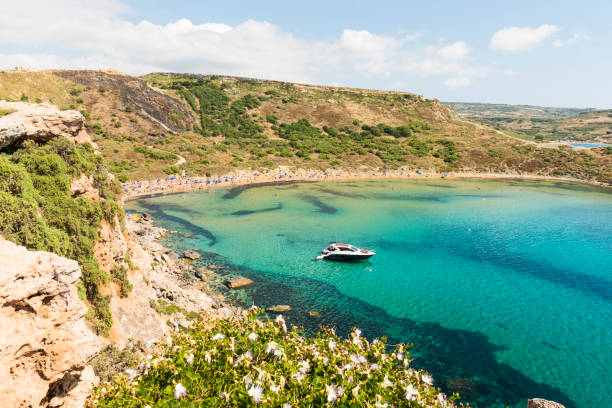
(121, 167, 610, 202)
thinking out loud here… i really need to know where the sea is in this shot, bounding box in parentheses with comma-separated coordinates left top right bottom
(126, 178, 612, 408)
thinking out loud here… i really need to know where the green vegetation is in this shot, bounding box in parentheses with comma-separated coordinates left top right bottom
(133, 146, 177, 161)
(111, 264, 133, 298)
(87, 309, 456, 407)
(0, 138, 123, 335)
(0, 108, 15, 118)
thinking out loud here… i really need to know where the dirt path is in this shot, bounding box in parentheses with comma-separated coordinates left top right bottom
(147, 145, 186, 166)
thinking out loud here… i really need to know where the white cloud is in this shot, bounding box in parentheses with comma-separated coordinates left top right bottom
(443, 77, 471, 88)
(503, 69, 517, 76)
(0, 0, 485, 89)
(437, 41, 469, 60)
(490, 24, 559, 52)
(553, 33, 589, 48)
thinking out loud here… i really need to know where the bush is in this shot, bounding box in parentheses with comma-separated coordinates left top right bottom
(86, 310, 455, 407)
(0, 139, 123, 335)
(163, 166, 180, 175)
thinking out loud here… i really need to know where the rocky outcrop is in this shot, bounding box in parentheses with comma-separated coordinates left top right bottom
(527, 398, 566, 408)
(70, 173, 99, 200)
(225, 276, 254, 289)
(0, 237, 101, 408)
(0, 101, 92, 149)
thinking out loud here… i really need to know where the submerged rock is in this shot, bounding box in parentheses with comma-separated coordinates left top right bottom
(224, 276, 254, 289)
(267, 305, 291, 312)
(182, 249, 200, 260)
(445, 377, 476, 400)
(308, 310, 321, 318)
(527, 399, 566, 408)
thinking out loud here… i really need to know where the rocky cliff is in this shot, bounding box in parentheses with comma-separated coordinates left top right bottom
(0, 237, 101, 408)
(0, 101, 92, 149)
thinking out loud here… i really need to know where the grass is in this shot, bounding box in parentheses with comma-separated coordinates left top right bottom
(0, 108, 15, 118)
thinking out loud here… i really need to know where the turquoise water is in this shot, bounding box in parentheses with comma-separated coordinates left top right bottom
(569, 143, 611, 148)
(127, 179, 612, 408)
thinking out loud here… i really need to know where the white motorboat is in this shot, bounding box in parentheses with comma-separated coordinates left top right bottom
(316, 243, 375, 261)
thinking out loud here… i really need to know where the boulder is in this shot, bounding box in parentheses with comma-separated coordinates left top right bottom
(267, 305, 291, 312)
(527, 399, 566, 408)
(224, 276, 254, 289)
(308, 310, 321, 318)
(0, 236, 101, 408)
(0, 100, 92, 149)
(195, 267, 212, 280)
(182, 249, 200, 260)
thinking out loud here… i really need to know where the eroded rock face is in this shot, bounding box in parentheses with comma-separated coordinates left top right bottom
(0, 237, 101, 408)
(0, 101, 92, 149)
(94, 216, 128, 272)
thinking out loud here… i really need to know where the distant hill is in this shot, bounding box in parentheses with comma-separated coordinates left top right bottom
(444, 102, 594, 119)
(1, 70, 610, 185)
(445, 102, 612, 143)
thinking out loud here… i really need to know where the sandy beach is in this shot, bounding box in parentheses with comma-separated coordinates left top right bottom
(121, 167, 608, 202)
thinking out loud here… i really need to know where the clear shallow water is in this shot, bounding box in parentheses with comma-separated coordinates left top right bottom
(127, 179, 612, 408)
(569, 143, 611, 148)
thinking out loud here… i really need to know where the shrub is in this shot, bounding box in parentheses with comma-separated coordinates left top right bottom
(163, 166, 180, 175)
(0, 139, 123, 335)
(86, 310, 455, 407)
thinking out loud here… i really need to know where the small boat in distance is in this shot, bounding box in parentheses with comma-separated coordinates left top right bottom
(316, 243, 375, 261)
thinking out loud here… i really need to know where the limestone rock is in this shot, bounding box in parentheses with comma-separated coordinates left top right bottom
(0, 236, 101, 408)
(94, 216, 128, 273)
(225, 276, 254, 289)
(0, 100, 92, 149)
(267, 305, 292, 312)
(182, 249, 200, 260)
(308, 310, 321, 318)
(71, 173, 99, 200)
(527, 398, 566, 408)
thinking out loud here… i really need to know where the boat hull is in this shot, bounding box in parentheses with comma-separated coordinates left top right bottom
(322, 253, 374, 261)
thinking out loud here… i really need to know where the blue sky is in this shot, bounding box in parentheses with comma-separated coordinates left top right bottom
(1, 0, 610, 107)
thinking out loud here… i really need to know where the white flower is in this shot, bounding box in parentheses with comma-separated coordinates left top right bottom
(370, 363, 381, 371)
(328, 340, 336, 350)
(326, 384, 345, 403)
(185, 352, 194, 365)
(397, 352, 404, 361)
(243, 375, 253, 386)
(298, 360, 310, 374)
(374, 402, 388, 408)
(270, 383, 281, 393)
(247, 384, 264, 404)
(438, 393, 450, 407)
(205, 351, 212, 363)
(212, 333, 226, 341)
(354, 328, 362, 337)
(405, 384, 419, 401)
(421, 373, 434, 386)
(245, 350, 254, 360)
(273, 347, 284, 359)
(174, 383, 187, 399)
(124, 368, 139, 381)
(266, 341, 278, 353)
(275, 314, 285, 324)
(145, 338, 156, 348)
(381, 374, 394, 388)
(247, 332, 259, 342)
(282, 404, 293, 408)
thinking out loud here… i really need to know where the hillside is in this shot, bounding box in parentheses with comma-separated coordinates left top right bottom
(1, 70, 610, 185)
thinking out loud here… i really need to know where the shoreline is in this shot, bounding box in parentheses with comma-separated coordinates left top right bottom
(121, 168, 610, 202)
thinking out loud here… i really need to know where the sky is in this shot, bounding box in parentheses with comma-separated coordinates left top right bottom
(0, 0, 610, 108)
